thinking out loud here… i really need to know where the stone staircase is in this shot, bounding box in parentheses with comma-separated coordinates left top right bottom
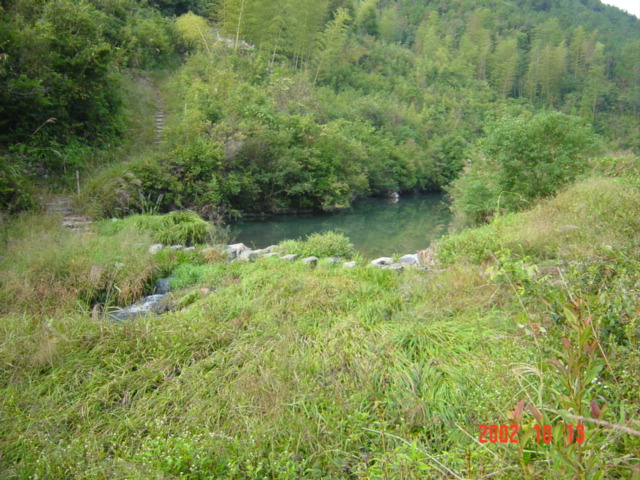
(42, 195, 92, 232)
(154, 95, 165, 146)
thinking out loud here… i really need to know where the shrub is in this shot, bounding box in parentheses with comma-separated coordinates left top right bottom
(0, 215, 156, 314)
(79, 155, 169, 218)
(437, 177, 640, 265)
(450, 111, 598, 224)
(0, 159, 36, 215)
(279, 231, 356, 258)
(156, 210, 211, 245)
(96, 211, 222, 246)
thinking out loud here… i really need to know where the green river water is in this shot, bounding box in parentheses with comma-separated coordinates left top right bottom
(230, 193, 452, 258)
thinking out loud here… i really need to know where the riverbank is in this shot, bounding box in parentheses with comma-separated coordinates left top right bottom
(1, 174, 639, 479)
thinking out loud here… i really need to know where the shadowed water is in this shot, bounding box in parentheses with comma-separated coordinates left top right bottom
(230, 193, 452, 258)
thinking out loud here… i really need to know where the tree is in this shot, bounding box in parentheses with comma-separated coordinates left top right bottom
(579, 41, 609, 123)
(176, 12, 214, 53)
(450, 111, 598, 223)
(490, 35, 520, 97)
(0, 0, 119, 147)
(355, 0, 378, 37)
(312, 7, 351, 84)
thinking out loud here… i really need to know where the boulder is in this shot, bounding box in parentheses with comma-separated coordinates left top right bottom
(371, 257, 394, 266)
(263, 252, 279, 259)
(148, 243, 164, 254)
(239, 249, 260, 261)
(389, 263, 404, 272)
(302, 256, 318, 266)
(343, 261, 357, 268)
(225, 243, 248, 260)
(170, 245, 184, 250)
(399, 254, 420, 265)
(281, 254, 299, 261)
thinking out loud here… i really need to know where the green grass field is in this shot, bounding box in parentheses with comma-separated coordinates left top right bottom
(1, 175, 639, 479)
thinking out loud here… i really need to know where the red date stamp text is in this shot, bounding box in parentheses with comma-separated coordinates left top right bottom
(479, 424, 585, 443)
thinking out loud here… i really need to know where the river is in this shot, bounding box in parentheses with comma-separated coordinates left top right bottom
(230, 193, 452, 258)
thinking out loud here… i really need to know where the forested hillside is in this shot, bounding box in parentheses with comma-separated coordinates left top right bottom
(0, 0, 640, 215)
(2, 2, 640, 479)
(1, 0, 638, 216)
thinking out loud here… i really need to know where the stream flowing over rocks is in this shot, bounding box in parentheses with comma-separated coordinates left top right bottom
(112, 242, 435, 321)
(110, 276, 172, 321)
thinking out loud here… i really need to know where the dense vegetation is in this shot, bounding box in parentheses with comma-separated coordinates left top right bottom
(1, 0, 639, 216)
(1, 0, 639, 478)
(2, 165, 640, 478)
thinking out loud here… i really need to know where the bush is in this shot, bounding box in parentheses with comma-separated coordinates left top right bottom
(450, 111, 598, 224)
(279, 231, 356, 258)
(156, 210, 211, 245)
(0, 159, 36, 215)
(437, 177, 640, 265)
(96, 211, 220, 246)
(80, 155, 169, 218)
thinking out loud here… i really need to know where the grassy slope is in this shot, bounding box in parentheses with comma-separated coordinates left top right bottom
(1, 173, 639, 479)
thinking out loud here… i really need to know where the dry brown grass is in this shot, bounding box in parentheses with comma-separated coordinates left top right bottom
(0, 214, 157, 315)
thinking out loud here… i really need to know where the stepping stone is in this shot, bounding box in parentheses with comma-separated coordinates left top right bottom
(399, 254, 420, 265)
(371, 257, 394, 266)
(239, 250, 260, 261)
(226, 243, 248, 259)
(302, 256, 318, 266)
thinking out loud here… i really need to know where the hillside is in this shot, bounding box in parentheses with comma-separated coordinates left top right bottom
(1, 0, 639, 215)
(1, 1, 640, 478)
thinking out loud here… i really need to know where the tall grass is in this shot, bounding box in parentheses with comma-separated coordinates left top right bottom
(0, 214, 157, 315)
(1, 175, 639, 479)
(436, 177, 640, 264)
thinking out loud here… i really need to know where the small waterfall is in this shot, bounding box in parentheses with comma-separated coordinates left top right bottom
(110, 276, 171, 321)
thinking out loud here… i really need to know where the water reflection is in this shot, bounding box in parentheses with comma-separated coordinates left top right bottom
(230, 193, 452, 257)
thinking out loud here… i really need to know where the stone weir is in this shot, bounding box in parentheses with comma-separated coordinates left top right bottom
(112, 242, 435, 320)
(147, 242, 435, 271)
